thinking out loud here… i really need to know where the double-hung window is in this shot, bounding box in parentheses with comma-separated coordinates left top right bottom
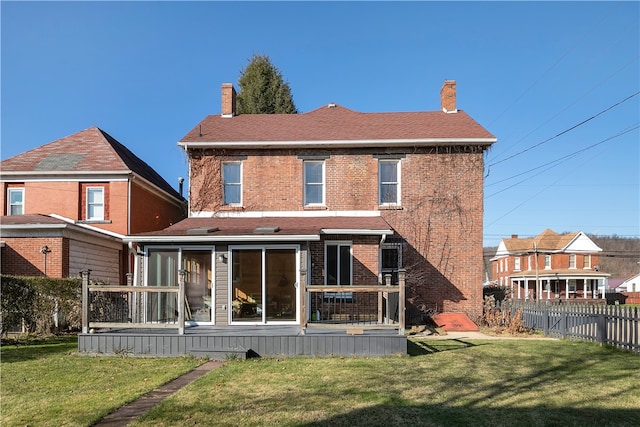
(303, 160, 324, 206)
(514, 257, 521, 271)
(223, 162, 242, 205)
(544, 255, 551, 269)
(86, 187, 104, 220)
(379, 159, 400, 206)
(583, 254, 591, 269)
(569, 254, 576, 269)
(8, 188, 24, 215)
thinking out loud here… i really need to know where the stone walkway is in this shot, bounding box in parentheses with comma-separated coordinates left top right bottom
(93, 360, 223, 427)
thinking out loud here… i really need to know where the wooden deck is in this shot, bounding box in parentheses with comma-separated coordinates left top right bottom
(77, 325, 407, 359)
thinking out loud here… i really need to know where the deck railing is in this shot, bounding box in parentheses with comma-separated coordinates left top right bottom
(81, 270, 187, 334)
(305, 269, 405, 335)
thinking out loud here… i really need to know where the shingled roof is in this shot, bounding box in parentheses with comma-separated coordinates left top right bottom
(179, 104, 496, 148)
(1, 127, 182, 200)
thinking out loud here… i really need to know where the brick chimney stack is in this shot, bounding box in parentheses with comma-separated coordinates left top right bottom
(221, 83, 236, 117)
(440, 80, 457, 113)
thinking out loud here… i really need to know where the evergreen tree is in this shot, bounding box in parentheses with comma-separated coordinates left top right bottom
(236, 54, 298, 114)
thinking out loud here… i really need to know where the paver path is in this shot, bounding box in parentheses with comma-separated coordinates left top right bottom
(93, 360, 223, 427)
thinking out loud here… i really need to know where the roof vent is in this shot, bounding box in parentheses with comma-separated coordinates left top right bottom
(186, 227, 219, 235)
(327, 103, 337, 109)
(253, 226, 280, 234)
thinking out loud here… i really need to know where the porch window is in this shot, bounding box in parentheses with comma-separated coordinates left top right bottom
(544, 255, 551, 269)
(381, 243, 402, 285)
(325, 241, 352, 300)
(303, 160, 325, 206)
(569, 254, 576, 269)
(146, 248, 179, 323)
(223, 162, 242, 205)
(7, 188, 24, 215)
(230, 246, 298, 323)
(87, 187, 104, 220)
(583, 254, 591, 269)
(379, 159, 400, 206)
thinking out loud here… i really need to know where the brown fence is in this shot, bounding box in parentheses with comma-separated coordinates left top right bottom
(496, 301, 639, 354)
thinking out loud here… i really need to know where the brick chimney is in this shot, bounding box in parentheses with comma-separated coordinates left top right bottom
(440, 80, 457, 113)
(221, 83, 236, 117)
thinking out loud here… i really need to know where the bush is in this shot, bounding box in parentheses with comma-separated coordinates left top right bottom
(479, 295, 530, 335)
(1, 275, 82, 336)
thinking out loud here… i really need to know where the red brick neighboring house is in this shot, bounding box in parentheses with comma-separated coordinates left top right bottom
(1, 127, 185, 283)
(491, 229, 610, 300)
(128, 80, 496, 326)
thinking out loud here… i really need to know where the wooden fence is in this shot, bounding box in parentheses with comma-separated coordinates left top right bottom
(496, 301, 639, 353)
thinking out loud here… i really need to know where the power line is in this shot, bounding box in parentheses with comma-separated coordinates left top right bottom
(488, 91, 640, 169)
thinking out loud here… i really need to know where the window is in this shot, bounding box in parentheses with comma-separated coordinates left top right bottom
(544, 255, 551, 269)
(86, 187, 104, 220)
(381, 243, 402, 285)
(7, 188, 24, 215)
(326, 242, 352, 286)
(569, 254, 576, 269)
(303, 160, 324, 205)
(223, 162, 242, 205)
(379, 159, 400, 205)
(528, 256, 532, 270)
(583, 254, 591, 269)
(514, 257, 521, 271)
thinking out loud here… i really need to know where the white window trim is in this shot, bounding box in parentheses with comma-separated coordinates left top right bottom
(324, 240, 353, 301)
(7, 188, 24, 215)
(303, 160, 325, 206)
(569, 254, 576, 269)
(378, 159, 401, 206)
(514, 257, 521, 272)
(86, 186, 104, 220)
(544, 255, 551, 270)
(222, 161, 243, 206)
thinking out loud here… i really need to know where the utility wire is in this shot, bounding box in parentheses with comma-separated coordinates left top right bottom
(488, 91, 640, 168)
(485, 124, 639, 198)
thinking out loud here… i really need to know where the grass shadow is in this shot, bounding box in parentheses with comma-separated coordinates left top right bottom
(408, 338, 484, 356)
(0, 335, 77, 363)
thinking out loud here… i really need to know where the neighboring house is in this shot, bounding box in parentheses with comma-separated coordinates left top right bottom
(0, 127, 185, 282)
(127, 80, 496, 327)
(620, 273, 640, 293)
(491, 229, 610, 300)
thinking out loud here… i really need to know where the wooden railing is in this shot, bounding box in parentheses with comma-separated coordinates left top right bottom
(305, 269, 405, 335)
(81, 270, 187, 334)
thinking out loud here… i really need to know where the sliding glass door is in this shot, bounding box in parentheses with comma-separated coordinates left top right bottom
(230, 246, 298, 324)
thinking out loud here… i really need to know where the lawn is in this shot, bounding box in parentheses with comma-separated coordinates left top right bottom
(1, 337, 639, 427)
(0, 336, 202, 426)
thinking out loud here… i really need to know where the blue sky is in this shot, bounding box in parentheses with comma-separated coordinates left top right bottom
(2, 1, 638, 246)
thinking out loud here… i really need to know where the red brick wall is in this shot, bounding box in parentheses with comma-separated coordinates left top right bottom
(129, 181, 185, 234)
(1, 237, 68, 278)
(190, 146, 487, 320)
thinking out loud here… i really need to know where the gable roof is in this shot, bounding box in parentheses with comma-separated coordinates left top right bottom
(1, 127, 182, 200)
(495, 229, 602, 256)
(178, 104, 496, 148)
(127, 215, 394, 243)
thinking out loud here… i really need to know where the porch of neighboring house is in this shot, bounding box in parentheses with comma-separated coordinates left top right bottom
(510, 274, 607, 301)
(77, 271, 407, 359)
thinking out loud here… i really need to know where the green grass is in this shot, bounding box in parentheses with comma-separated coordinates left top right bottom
(0, 336, 202, 426)
(1, 337, 639, 427)
(131, 339, 640, 427)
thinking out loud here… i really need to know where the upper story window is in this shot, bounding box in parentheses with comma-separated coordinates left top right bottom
(544, 255, 551, 269)
(583, 254, 591, 269)
(514, 257, 521, 271)
(379, 159, 400, 206)
(86, 187, 104, 220)
(569, 254, 576, 269)
(303, 160, 325, 206)
(7, 188, 24, 215)
(528, 255, 532, 270)
(223, 162, 242, 205)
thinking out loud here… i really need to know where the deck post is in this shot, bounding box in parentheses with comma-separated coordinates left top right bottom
(178, 269, 186, 335)
(398, 269, 406, 335)
(81, 270, 90, 334)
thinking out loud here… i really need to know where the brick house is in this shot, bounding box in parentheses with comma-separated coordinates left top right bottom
(128, 80, 496, 327)
(491, 229, 610, 300)
(0, 127, 185, 283)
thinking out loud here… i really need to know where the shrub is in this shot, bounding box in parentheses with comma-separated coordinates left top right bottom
(1, 275, 82, 336)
